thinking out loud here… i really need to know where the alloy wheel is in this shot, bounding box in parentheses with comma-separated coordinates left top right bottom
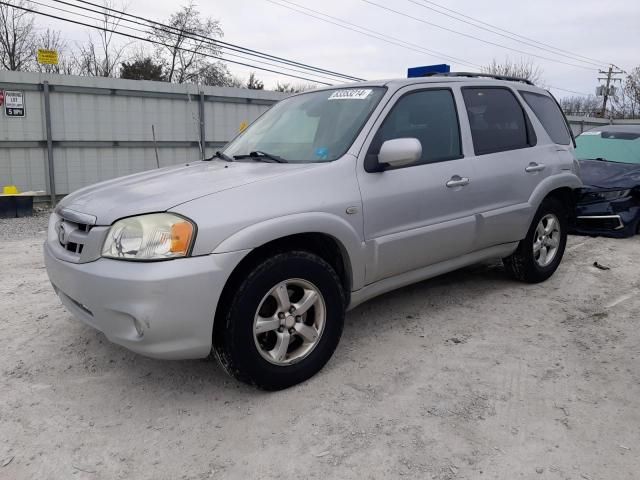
(253, 278, 326, 366)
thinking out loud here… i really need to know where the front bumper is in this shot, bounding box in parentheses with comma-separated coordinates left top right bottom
(572, 198, 640, 238)
(44, 242, 248, 359)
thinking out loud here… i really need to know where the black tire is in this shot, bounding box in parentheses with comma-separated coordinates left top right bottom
(213, 251, 345, 391)
(503, 196, 568, 283)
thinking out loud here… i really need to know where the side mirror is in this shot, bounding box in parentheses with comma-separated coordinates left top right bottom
(378, 138, 422, 168)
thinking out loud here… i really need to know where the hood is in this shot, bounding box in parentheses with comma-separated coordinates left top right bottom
(58, 160, 319, 225)
(578, 159, 640, 190)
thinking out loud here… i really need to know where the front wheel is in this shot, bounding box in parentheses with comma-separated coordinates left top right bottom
(503, 197, 568, 283)
(213, 251, 345, 390)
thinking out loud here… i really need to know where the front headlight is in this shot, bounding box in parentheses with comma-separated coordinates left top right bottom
(581, 189, 631, 202)
(102, 213, 195, 260)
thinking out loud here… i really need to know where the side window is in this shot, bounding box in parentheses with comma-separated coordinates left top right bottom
(368, 89, 462, 168)
(462, 87, 535, 155)
(520, 91, 571, 145)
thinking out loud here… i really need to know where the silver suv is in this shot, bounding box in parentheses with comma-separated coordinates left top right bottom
(45, 74, 582, 390)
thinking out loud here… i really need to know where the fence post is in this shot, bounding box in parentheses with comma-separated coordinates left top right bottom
(43, 81, 56, 206)
(199, 91, 205, 160)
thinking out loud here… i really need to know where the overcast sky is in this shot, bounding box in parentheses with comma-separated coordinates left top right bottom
(34, 0, 640, 97)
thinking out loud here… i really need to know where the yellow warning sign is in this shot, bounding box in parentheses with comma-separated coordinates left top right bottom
(37, 49, 59, 65)
(239, 121, 249, 132)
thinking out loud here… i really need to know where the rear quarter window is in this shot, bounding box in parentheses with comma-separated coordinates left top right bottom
(520, 91, 571, 145)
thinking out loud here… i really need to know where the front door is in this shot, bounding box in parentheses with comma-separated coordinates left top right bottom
(356, 86, 477, 284)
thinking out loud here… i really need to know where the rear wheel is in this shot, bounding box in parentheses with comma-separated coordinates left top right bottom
(214, 251, 345, 390)
(503, 197, 568, 283)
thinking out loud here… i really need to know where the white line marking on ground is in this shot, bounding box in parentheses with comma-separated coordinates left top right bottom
(605, 293, 634, 309)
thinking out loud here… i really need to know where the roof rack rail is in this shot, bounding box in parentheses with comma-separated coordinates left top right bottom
(420, 71, 534, 85)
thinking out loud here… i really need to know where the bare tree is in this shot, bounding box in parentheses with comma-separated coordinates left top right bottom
(150, 2, 226, 84)
(76, 0, 130, 77)
(482, 57, 543, 84)
(614, 67, 640, 118)
(225, 75, 244, 88)
(0, 0, 36, 71)
(597, 66, 640, 119)
(559, 95, 601, 117)
(196, 61, 236, 87)
(624, 67, 640, 118)
(274, 82, 317, 93)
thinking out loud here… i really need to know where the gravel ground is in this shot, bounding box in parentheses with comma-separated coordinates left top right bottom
(0, 207, 50, 241)
(1, 215, 639, 480)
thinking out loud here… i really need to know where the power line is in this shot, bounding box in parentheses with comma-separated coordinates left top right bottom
(416, 0, 610, 66)
(48, 0, 359, 82)
(361, 0, 599, 72)
(65, 0, 364, 82)
(266, 0, 483, 69)
(1, 1, 337, 85)
(6, 0, 595, 98)
(267, 0, 594, 96)
(547, 86, 592, 96)
(406, 0, 611, 68)
(34, 0, 344, 83)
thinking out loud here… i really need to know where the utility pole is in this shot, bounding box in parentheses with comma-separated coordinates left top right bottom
(597, 64, 624, 117)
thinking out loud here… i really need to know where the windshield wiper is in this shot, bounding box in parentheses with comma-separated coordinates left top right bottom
(214, 151, 234, 162)
(233, 151, 288, 163)
(587, 157, 628, 164)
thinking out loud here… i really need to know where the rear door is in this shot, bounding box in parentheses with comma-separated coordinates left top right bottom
(357, 85, 477, 284)
(460, 86, 552, 249)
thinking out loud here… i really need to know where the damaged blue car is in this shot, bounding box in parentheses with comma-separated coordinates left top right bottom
(573, 125, 640, 237)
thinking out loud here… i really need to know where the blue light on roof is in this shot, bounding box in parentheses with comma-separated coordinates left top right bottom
(407, 64, 451, 78)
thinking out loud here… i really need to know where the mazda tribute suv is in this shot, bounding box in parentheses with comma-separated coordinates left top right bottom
(45, 73, 582, 390)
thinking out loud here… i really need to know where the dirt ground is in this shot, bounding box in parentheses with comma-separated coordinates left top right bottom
(1, 223, 639, 480)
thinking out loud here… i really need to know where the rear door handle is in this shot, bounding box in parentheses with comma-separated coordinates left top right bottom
(446, 176, 470, 188)
(525, 162, 546, 173)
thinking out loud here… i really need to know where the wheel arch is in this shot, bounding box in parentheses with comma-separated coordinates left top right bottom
(527, 173, 581, 225)
(212, 215, 364, 341)
(213, 231, 353, 342)
(212, 212, 364, 287)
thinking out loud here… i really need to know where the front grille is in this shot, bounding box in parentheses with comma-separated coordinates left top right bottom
(56, 216, 92, 256)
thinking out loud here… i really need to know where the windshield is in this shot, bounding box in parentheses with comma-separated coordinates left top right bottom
(575, 130, 640, 164)
(223, 87, 386, 163)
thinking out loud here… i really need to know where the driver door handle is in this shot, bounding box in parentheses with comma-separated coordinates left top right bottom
(525, 162, 546, 173)
(446, 176, 470, 188)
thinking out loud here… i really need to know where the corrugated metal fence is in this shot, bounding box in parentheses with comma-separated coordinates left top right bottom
(0, 71, 286, 201)
(566, 115, 640, 136)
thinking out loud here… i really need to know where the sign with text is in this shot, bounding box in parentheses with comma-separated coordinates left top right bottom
(4, 90, 25, 117)
(37, 49, 59, 65)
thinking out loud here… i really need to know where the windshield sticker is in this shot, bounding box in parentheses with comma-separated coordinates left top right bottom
(315, 147, 329, 160)
(328, 89, 373, 100)
(580, 131, 601, 135)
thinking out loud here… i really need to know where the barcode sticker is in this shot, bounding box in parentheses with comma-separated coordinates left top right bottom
(328, 89, 373, 100)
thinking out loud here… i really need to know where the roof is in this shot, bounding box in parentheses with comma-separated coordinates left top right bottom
(314, 74, 545, 93)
